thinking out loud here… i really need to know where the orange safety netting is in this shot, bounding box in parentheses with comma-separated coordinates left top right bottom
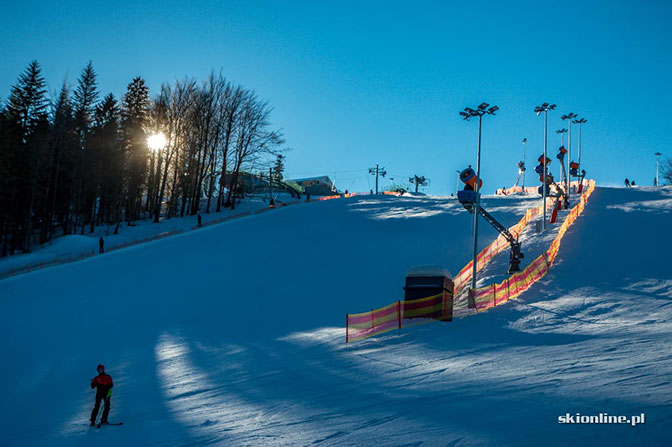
(346, 180, 596, 343)
(452, 196, 556, 295)
(471, 180, 595, 311)
(346, 293, 450, 343)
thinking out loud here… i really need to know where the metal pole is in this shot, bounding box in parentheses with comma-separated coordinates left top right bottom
(375, 164, 379, 195)
(471, 114, 483, 295)
(456, 170, 461, 195)
(543, 110, 547, 231)
(656, 153, 661, 186)
(269, 167, 274, 206)
(578, 122, 582, 169)
(567, 120, 572, 205)
(522, 139, 526, 191)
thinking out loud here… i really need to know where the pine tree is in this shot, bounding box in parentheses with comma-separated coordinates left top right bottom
(43, 82, 77, 242)
(88, 94, 122, 230)
(273, 154, 285, 180)
(1, 60, 49, 254)
(121, 77, 150, 223)
(71, 61, 100, 234)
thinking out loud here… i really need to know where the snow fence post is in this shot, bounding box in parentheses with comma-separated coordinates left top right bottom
(346, 314, 349, 344)
(492, 283, 496, 307)
(397, 300, 401, 333)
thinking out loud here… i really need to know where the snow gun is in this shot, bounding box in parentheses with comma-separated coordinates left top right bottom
(569, 161, 587, 193)
(513, 161, 525, 188)
(457, 167, 524, 273)
(535, 154, 567, 204)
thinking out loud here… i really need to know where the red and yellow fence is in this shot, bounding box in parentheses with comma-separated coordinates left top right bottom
(471, 180, 595, 311)
(452, 196, 556, 294)
(346, 293, 449, 343)
(346, 180, 596, 343)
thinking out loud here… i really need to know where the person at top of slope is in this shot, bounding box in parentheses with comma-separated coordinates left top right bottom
(90, 364, 113, 426)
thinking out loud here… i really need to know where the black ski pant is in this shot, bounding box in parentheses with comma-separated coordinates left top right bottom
(90, 393, 111, 423)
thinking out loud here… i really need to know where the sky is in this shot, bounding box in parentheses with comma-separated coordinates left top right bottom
(1, 0, 671, 194)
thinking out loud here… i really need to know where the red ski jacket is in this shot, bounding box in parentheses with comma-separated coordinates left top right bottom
(91, 373, 113, 396)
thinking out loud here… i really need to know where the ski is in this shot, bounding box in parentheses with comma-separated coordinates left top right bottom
(96, 422, 123, 428)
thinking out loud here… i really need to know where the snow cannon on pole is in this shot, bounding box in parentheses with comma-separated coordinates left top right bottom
(457, 167, 524, 274)
(556, 146, 569, 208)
(536, 153, 567, 204)
(514, 161, 526, 189)
(569, 161, 586, 194)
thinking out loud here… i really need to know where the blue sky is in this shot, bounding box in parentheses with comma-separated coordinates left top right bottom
(2, 0, 670, 194)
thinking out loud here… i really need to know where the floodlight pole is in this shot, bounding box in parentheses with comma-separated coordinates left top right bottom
(562, 113, 577, 204)
(456, 170, 461, 195)
(461, 103, 497, 306)
(522, 138, 527, 192)
(535, 104, 556, 231)
(543, 109, 548, 231)
(471, 114, 483, 294)
(567, 119, 572, 205)
(578, 121, 583, 168)
(573, 117, 587, 189)
(656, 152, 662, 186)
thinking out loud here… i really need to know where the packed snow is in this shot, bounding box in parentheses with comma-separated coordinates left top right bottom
(0, 187, 670, 446)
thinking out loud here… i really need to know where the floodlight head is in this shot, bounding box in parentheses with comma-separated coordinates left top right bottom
(459, 111, 468, 117)
(465, 107, 477, 114)
(522, 138, 527, 143)
(550, 104, 556, 110)
(655, 152, 662, 156)
(488, 105, 498, 114)
(542, 103, 549, 108)
(478, 102, 489, 110)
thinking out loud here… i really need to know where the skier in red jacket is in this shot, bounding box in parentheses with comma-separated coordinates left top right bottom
(90, 364, 113, 426)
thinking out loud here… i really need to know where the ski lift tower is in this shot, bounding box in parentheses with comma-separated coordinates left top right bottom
(409, 175, 429, 193)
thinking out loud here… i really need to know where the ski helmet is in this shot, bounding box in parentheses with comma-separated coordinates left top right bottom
(97, 364, 105, 373)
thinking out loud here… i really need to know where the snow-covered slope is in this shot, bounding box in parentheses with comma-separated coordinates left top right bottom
(0, 188, 670, 446)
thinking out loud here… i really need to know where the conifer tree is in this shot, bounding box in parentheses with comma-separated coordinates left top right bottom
(121, 77, 150, 223)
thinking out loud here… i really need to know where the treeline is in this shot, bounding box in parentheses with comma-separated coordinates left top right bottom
(0, 61, 284, 257)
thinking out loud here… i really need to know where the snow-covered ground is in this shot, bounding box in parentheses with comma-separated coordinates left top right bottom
(0, 193, 292, 278)
(0, 187, 670, 446)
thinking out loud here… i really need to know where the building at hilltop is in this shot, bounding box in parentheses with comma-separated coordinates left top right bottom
(287, 176, 340, 196)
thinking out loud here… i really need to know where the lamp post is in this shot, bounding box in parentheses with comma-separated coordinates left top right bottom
(573, 118, 587, 169)
(147, 132, 167, 223)
(655, 152, 662, 186)
(456, 170, 461, 195)
(522, 138, 527, 192)
(460, 102, 498, 300)
(534, 103, 556, 231)
(556, 128, 567, 146)
(561, 112, 578, 204)
(573, 117, 587, 190)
